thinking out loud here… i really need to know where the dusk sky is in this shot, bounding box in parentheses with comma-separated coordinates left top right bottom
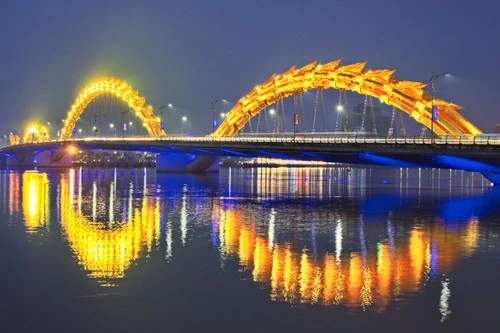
(1, 0, 499, 136)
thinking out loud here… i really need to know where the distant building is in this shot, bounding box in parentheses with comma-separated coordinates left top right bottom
(348, 102, 391, 136)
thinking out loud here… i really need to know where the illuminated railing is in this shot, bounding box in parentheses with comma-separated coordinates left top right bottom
(57, 134, 500, 145)
(4, 134, 500, 150)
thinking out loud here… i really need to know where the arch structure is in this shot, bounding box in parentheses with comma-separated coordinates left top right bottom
(60, 78, 166, 140)
(213, 60, 482, 137)
(22, 122, 50, 143)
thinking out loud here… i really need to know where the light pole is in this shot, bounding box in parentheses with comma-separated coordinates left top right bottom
(429, 73, 449, 144)
(109, 123, 115, 136)
(182, 116, 191, 135)
(158, 105, 166, 133)
(336, 104, 344, 133)
(268, 108, 276, 133)
(211, 99, 223, 133)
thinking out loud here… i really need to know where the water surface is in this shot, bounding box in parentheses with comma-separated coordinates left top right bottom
(1, 166, 499, 332)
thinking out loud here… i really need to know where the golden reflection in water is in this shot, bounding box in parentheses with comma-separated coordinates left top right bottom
(217, 206, 479, 310)
(59, 170, 161, 284)
(21, 171, 49, 233)
(8, 172, 21, 216)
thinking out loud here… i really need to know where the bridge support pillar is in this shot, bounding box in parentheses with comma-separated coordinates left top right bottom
(4, 150, 73, 168)
(35, 150, 73, 168)
(5, 152, 37, 167)
(481, 173, 500, 186)
(156, 153, 219, 172)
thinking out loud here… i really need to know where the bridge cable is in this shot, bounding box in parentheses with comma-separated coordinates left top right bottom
(335, 89, 343, 132)
(369, 97, 377, 136)
(293, 93, 298, 133)
(420, 125, 427, 137)
(388, 106, 396, 138)
(360, 95, 368, 133)
(320, 88, 327, 132)
(255, 111, 262, 133)
(399, 111, 407, 136)
(247, 113, 254, 133)
(299, 92, 305, 132)
(312, 89, 319, 132)
(264, 106, 270, 133)
(343, 90, 349, 132)
(273, 101, 279, 133)
(280, 97, 287, 132)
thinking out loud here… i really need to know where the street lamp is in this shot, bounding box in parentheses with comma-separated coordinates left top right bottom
(109, 123, 115, 136)
(211, 99, 223, 133)
(336, 104, 346, 132)
(429, 73, 450, 143)
(182, 116, 191, 135)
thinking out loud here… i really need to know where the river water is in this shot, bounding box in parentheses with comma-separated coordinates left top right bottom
(0, 166, 499, 332)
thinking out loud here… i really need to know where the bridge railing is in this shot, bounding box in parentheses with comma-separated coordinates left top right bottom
(59, 134, 500, 145)
(6, 134, 500, 148)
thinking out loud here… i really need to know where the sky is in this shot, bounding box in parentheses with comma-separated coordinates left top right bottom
(1, 0, 499, 137)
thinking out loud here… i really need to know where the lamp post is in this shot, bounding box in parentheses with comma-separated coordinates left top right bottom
(211, 99, 223, 133)
(336, 104, 344, 133)
(429, 73, 449, 144)
(182, 116, 191, 135)
(268, 108, 276, 133)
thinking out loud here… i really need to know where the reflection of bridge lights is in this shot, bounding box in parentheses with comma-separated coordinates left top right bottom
(212, 204, 480, 310)
(439, 278, 451, 322)
(22, 171, 49, 234)
(59, 173, 162, 283)
(180, 185, 188, 246)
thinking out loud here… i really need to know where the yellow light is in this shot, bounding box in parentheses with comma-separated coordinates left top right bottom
(58, 78, 166, 140)
(21, 122, 50, 143)
(212, 59, 482, 138)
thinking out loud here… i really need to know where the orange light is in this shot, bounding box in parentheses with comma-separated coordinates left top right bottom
(213, 60, 482, 138)
(59, 78, 166, 140)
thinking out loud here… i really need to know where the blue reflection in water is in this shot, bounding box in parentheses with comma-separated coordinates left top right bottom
(1, 166, 499, 333)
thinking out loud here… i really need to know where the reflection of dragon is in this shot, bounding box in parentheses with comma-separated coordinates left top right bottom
(215, 205, 478, 310)
(58, 170, 161, 284)
(18, 168, 481, 309)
